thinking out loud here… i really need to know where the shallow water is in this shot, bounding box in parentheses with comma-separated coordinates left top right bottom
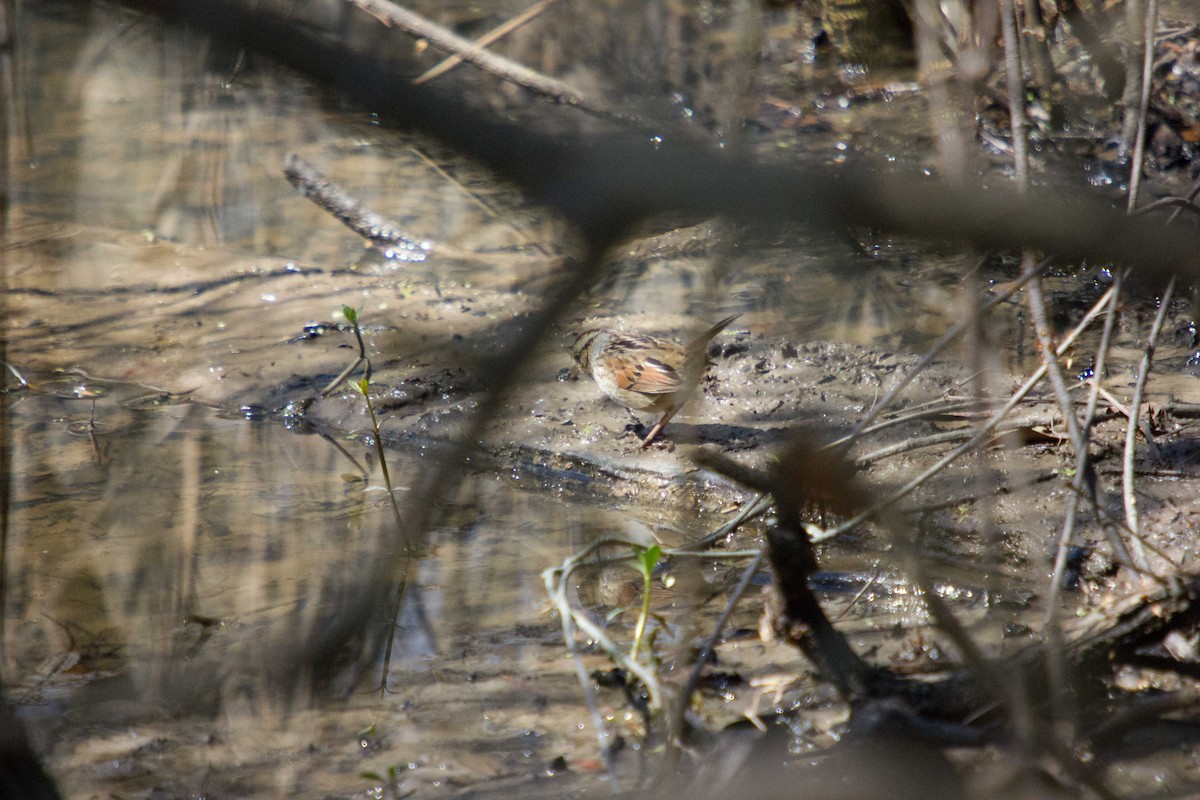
(2, 370, 617, 797)
(6, 2, 1200, 799)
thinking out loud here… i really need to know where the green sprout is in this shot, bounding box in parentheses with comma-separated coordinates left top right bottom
(629, 544, 662, 661)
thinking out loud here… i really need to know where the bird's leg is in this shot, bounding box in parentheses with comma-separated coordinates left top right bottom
(640, 407, 679, 448)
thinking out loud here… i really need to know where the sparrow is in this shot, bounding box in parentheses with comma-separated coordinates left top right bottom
(571, 313, 741, 447)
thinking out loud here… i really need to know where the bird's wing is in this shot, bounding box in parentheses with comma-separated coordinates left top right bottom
(615, 356, 683, 394)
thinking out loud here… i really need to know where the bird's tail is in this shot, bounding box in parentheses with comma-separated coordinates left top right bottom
(688, 313, 743, 350)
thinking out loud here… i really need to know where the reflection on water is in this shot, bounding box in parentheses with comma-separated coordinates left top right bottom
(4, 357, 998, 796)
(2, 369, 638, 797)
(4, 371, 403, 692)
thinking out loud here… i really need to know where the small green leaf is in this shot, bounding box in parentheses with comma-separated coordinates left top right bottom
(355, 377, 370, 396)
(342, 305, 358, 324)
(632, 544, 662, 579)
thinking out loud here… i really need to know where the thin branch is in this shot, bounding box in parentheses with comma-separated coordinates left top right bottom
(1165, 170, 1200, 226)
(684, 492, 772, 550)
(1130, 195, 1200, 220)
(543, 541, 624, 776)
(1063, 479, 1179, 579)
(852, 397, 1016, 441)
(1127, 0, 1159, 212)
(999, 0, 1029, 188)
(854, 413, 1084, 467)
(352, 0, 618, 118)
(827, 259, 1046, 452)
(1038, 272, 1124, 739)
(413, 0, 557, 86)
(1045, 271, 1128, 624)
(1003, 0, 1084, 463)
(1093, 382, 1162, 462)
(1119, 0, 1146, 156)
(1123, 276, 1175, 568)
(406, 144, 550, 258)
(671, 546, 767, 744)
(813, 284, 1118, 543)
(1022, 256, 1086, 457)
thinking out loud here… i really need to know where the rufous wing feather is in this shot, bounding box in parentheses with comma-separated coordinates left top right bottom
(614, 356, 682, 394)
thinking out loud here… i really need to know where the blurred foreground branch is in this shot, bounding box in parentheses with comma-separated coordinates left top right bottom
(126, 0, 1200, 282)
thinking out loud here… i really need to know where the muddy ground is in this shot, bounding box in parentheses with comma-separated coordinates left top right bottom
(10, 2, 1200, 798)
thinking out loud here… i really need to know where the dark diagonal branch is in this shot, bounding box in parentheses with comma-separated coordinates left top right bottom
(123, 0, 1200, 281)
(693, 444, 873, 700)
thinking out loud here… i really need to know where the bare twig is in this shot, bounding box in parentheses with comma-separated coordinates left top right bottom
(671, 546, 767, 741)
(851, 397, 1014, 441)
(854, 413, 1083, 466)
(1123, 276, 1175, 568)
(684, 492, 771, 550)
(1019, 0, 1055, 89)
(413, 0, 557, 86)
(1003, 0, 1086, 469)
(1063, 479, 1178, 578)
(542, 539, 639, 775)
(1093, 381, 1162, 462)
(352, 0, 618, 118)
(813, 284, 1119, 543)
(999, 18, 1093, 738)
(1126, 0, 1159, 211)
(998, 10, 1080, 465)
(1038, 271, 1124, 738)
(1022, 256, 1086, 457)
(1045, 271, 1128, 623)
(1119, 0, 1146, 157)
(827, 260, 1046, 452)
(999, 0, 1029, 188)
(406, 144, 550, 258)
(1130, 196, 1200, 220)
(1165, 171, 1200, 226)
